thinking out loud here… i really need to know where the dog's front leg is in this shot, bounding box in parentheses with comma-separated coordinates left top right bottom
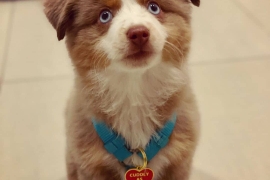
(77, 170, 92, 180)
(66, 149, 78, 180)
(76, 167, 123, 180)
(77, 170, 118, 180)
(66, 162, 78, 180)
(157, 159, 192, 180)
(170, 157, 193, 180)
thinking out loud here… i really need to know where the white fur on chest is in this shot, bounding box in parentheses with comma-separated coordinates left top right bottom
(88, 63, 186, 150)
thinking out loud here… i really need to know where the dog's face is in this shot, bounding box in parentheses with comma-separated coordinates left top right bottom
(44, 0, 199, 74)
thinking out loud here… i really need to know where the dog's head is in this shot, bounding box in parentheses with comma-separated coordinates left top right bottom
(44, 0, 199, 74)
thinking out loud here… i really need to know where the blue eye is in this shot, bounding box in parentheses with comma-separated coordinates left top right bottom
(148, 2, 161, 15)
(99, 10, 113, 23)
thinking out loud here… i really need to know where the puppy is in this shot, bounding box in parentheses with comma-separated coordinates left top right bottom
(44, 0, 200, 179)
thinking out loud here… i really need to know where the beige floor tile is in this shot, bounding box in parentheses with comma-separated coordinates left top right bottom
(189, 0, 270, 63)
(235, 0, 270, 32)
(190, 59, 270, 180)
(0, 2, 12, 75)
(4, 1, 72, 81)
(0, 78, 73, 180)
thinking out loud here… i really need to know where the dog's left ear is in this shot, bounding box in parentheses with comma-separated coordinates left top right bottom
(44, 0, 76, 41)
(191, 0, 200, 7)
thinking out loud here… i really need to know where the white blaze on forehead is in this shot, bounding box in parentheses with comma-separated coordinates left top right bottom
(97, 0, 167, 69)
(119, 0, 157, 25)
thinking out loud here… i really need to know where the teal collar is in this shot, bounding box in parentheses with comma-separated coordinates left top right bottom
(92, 113, 177, 166)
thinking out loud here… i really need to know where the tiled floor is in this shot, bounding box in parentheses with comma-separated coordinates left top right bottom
(0, 0, 270, 180)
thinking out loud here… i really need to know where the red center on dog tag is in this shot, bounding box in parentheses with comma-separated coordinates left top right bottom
(125, 168, 154, 180)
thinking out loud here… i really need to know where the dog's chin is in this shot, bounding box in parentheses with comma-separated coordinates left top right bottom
(125, 50, 152, 66)
(116, 51, 162, 72)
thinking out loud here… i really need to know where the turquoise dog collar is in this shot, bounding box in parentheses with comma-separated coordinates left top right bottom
(92, 113, 177, 164)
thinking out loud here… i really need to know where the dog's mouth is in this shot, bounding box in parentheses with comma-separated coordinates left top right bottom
(123, 50, 153, 68)
(126, 50, 152, 60)
(121, 41, 157, 68)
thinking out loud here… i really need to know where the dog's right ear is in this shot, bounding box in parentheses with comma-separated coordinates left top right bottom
(44, 0, 75, 41)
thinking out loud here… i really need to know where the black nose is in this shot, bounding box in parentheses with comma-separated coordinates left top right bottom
(127, 26, 150, 46)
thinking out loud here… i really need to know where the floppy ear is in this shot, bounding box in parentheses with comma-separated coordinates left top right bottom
(191, 0, 200, 7)
(44, 0, 75, 41)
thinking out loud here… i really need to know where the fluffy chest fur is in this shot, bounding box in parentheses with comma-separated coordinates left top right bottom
(84, 63, 187, 150)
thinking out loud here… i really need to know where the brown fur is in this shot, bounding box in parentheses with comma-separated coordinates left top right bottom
(44, 0, 200, 179)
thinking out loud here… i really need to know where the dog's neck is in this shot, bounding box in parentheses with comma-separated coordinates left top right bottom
(76, 62, 187, 149)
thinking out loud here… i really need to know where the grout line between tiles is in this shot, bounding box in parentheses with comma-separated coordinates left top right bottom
(0, 2, 15, 92)
(189, 54, 270, 67)
(3, 74, 73, 84)
(231, 0, 270, 35)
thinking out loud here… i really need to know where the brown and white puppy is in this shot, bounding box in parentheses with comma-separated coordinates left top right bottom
(44, 0, 200, 179)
